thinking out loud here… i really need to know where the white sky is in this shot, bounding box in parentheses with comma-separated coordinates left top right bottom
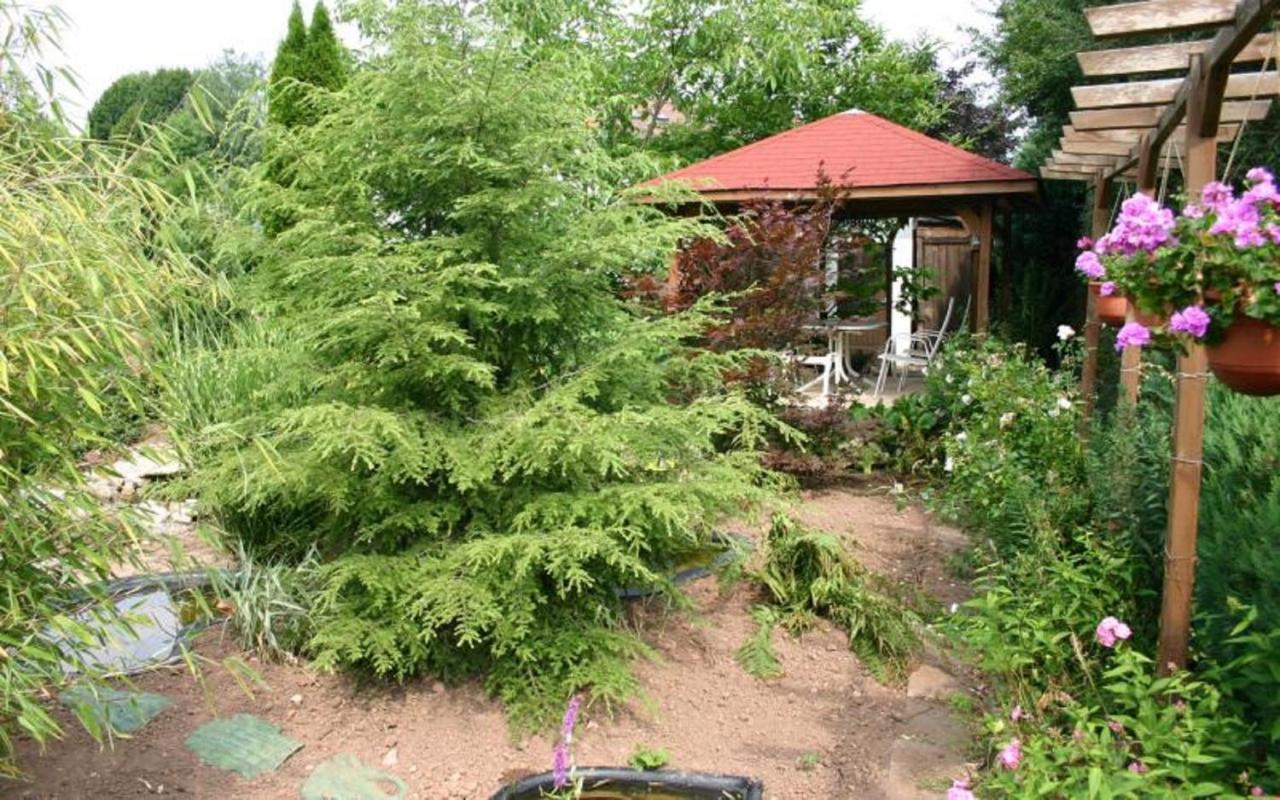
(44, 0, 993, 130)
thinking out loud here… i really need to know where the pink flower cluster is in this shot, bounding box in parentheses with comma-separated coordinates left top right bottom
(1168, 305, 1210, 339)
(1115, 322, 1151, 352)
(1075, 250, 1106, 280)
(947, 779, 975, 800)
(1095, 616, 1132, 648)
(997, 739, 1022, 770)
(1095, 194, 1176, 256)
(1203, 168, 1280, 249)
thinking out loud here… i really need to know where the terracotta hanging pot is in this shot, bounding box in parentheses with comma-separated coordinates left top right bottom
(1089, 282, 1127, 327)
(1207, 315, 1280, 396)
(1133, 306, 1167, 329)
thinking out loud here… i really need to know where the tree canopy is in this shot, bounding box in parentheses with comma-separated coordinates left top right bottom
(86, 67, 195, 141)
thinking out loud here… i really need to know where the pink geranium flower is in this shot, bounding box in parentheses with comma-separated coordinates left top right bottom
(1114, 322, 1151, 352)
(1075, 251, 1106, 280)
(1128, 760, 1148, 774)
(1096, 616, 1133, 648)
(1099, 281, 1117, 296)
(1010, 705, 1025, 722)
(947, 779, 976, 800)
(1168, 305, 1210, 338)
(997, 739, 1022, 770)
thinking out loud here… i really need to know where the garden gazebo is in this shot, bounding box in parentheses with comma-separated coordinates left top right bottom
(640, 109, 1039, 334)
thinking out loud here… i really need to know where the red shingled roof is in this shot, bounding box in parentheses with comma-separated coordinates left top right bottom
(645, 109, 1033, 193)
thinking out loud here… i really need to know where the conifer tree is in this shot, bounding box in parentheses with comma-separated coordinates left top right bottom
(305, 2, 346, 92)
(267, 1, 308, 128)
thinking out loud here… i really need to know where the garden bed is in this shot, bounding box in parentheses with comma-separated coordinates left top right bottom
(7, 490, 973, 800)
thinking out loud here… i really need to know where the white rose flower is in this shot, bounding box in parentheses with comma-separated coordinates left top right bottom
(1057, 325, 1076, 341)
(960, 393, 973, 405)
(955, 431, 968, 443)
(944, 456, 955, 473)
(1057, 396, 1072, 410)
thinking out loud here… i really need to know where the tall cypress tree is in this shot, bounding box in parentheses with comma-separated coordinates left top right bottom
(305, 2, 346, 92)
(267, 1, 308, 128)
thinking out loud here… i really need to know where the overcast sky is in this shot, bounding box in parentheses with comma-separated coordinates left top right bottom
(44, 0, 995, 130)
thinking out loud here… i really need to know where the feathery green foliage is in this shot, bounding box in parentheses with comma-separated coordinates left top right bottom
(741, 516, 919, 682)
(169, 3, 786, 729)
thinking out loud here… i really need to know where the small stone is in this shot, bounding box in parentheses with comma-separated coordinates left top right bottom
(431, 681, 445, 694)
(382, 747, 398, 767)
(290, 693, 303, 706)
(119, 482, 138, 501)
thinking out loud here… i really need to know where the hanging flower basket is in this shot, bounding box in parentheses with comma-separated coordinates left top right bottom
(1075, 168, 1280, 390)
(1207, 315, 1280, 395)
(1089, 282, 1128, 327)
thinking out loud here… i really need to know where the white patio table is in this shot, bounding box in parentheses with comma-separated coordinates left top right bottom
(800, 318, 889, 388)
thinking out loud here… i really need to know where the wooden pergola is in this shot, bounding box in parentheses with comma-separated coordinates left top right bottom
(1041, 0, 1279, 674)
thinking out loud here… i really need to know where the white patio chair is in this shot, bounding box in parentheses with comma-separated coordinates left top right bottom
(872, 297, 956, 399)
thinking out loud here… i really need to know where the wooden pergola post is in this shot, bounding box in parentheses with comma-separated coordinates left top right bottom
(1156, 55, 1219, 677)
(1118, 135, 1159, 406)
(1080, 173, 1113, 423)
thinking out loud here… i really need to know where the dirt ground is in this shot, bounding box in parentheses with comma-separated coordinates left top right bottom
(4, 487, 974, 800)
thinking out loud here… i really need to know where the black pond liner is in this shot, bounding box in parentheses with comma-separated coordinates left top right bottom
(490, 768, 764, 800)
(615, 532, 752, 600)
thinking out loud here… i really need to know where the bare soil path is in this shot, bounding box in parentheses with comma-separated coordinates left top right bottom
(5, 487, 975, 800)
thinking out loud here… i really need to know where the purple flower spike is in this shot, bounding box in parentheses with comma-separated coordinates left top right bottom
(552, 743, 571, 788)
(1114, 322, 1151, 352)
(1168, 305, 1210, 339)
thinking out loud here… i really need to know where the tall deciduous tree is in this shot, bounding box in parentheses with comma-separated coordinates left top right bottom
(603, 0, 944, 162)
(87, 67, 195, 141)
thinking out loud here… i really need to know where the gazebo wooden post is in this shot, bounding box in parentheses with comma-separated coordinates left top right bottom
(1118, 134, 1159, 406)
(1156, 56, 1218, 676)
(975, 202, 994, 333)
(1080, 172, 1113, 423)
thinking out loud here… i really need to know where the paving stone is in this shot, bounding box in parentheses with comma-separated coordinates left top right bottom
(906, 664, 961, 700)
(881, 738, 968, 800)
(59, 686, 172, 734)
(185, 713, 302, 778)
(302, 753, 407, 800)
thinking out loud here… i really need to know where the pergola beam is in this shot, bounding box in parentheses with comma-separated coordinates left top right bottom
(1072, 70, 1279, 109)
(1063, 124, 1240, 142)
(1085, 0, 1237, 38)
(1104, 0, 1280, 180)
(1071, 99, 1268, 130)
(1077, 32, 1276, 76)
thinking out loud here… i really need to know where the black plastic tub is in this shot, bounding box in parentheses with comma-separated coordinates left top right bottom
(491, 768, 764, 799)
